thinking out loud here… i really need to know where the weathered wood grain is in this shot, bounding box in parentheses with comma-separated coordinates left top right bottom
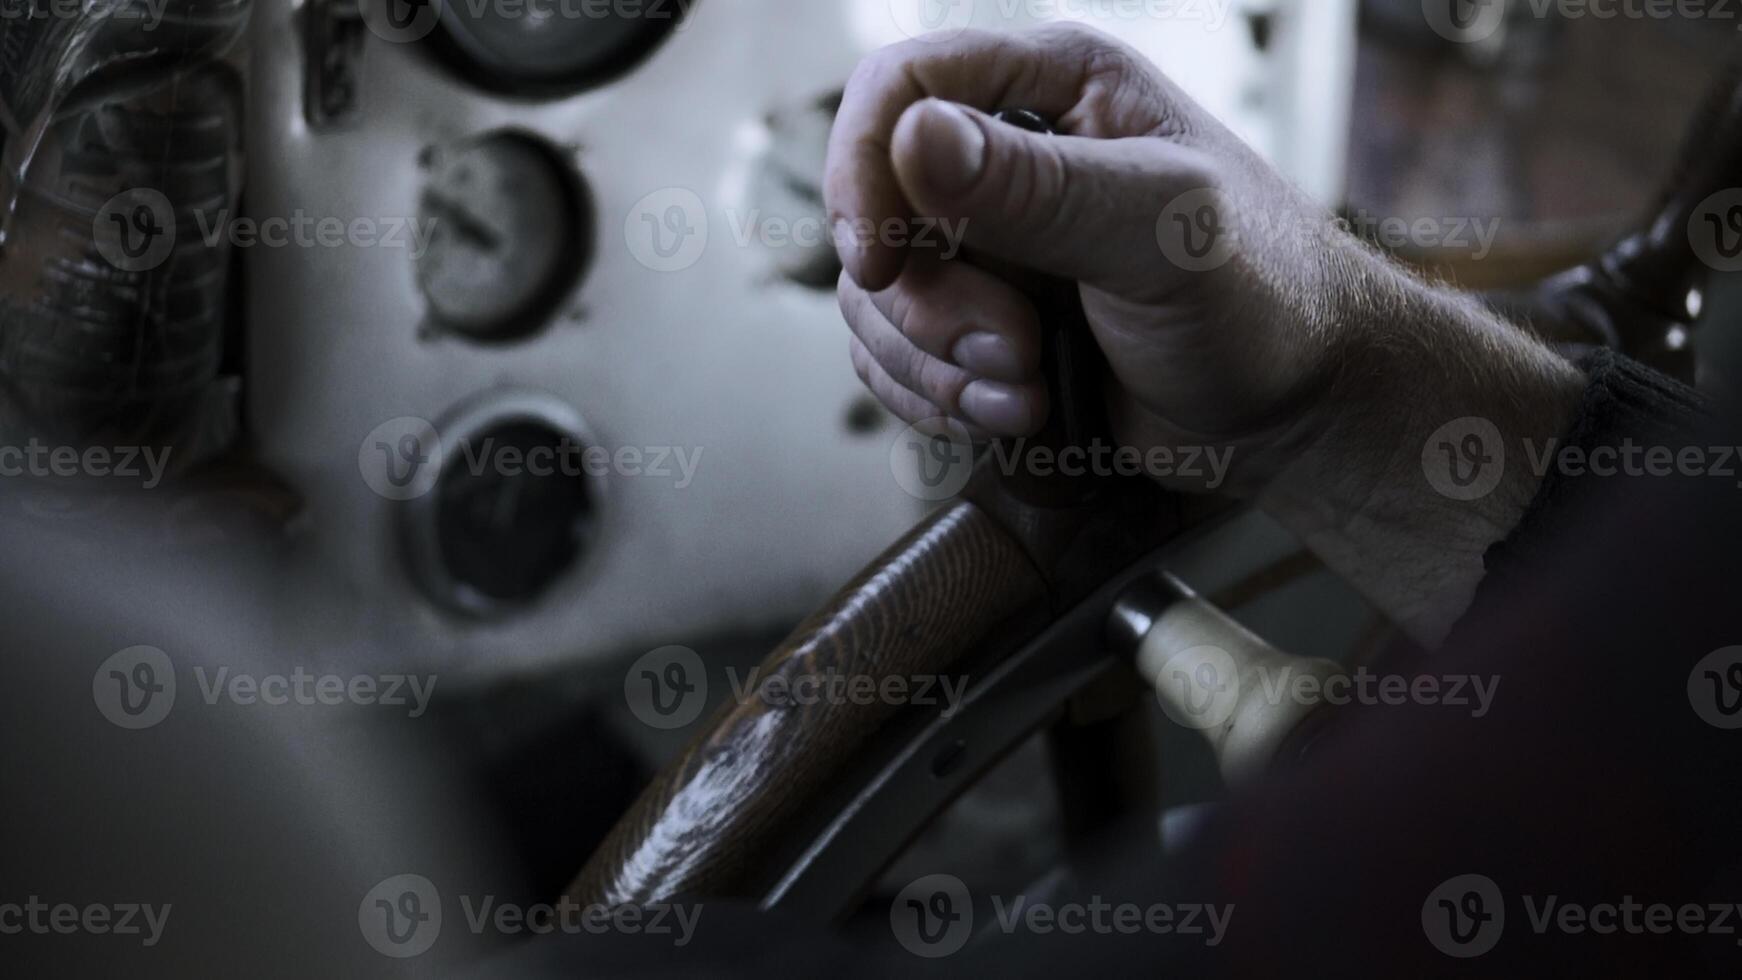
(565, 500, 1047, 906)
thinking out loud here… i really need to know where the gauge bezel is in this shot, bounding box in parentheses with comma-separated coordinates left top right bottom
(415, 128, 595, 344)
(398, 389, 607, 619)
(426, 0, 694, 97)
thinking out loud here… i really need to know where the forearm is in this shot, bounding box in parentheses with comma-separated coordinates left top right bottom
(1257, 251, 1587, 645)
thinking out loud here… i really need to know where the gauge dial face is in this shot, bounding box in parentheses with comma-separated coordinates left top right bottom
(414, 131, 591, 341)
(432, 417, 596, 610)
(398, 392, 603, 618)
(432, 0, 690, 94)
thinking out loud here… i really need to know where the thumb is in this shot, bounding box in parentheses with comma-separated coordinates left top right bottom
(889, 98, 1219, 295)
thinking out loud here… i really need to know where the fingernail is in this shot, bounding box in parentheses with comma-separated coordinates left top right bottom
(952, 332, 1025, 382)
(912, 100, 987, 196)
(959, 380, 1033, 435)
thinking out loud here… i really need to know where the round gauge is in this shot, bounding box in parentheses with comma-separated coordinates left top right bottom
(430, 0, 691, 95)
(415, 130, 591, 342)
(399, 391, 603, 618)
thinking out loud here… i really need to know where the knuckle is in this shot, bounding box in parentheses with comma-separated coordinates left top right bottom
(846, 41, 922, 103)
(840, 295, 871, 341)
(1079, 36, 1147, 85)
(844, 48, 896, 96)
(916, 355, 967, 408)
(898, 341, 933, 391)
(864, 319, 914, 385)
(936, 27, 997, 49)
(1035, 19, 1113, 50)
(1076, 39, 1190, 141)
(885, 283, 917, 338)
(892, 289, 943, 352)
(873, 374, 920, 420)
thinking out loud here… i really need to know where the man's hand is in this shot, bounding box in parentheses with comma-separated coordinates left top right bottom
(828, 24, 1354, 494)
(828, 24, 1587, 644)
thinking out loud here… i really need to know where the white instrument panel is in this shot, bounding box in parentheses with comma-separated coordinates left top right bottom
(246, 0, 1355, 678)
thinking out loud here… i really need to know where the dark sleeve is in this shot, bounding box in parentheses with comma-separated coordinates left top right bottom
(1477, 348, 1712, 587)
(1159, 346, 1742, 977)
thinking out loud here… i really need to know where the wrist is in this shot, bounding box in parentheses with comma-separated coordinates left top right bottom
(1253, 252, 1588, 641)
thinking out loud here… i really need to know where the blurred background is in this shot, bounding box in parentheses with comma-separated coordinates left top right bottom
(1, 0, 1736, 974)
